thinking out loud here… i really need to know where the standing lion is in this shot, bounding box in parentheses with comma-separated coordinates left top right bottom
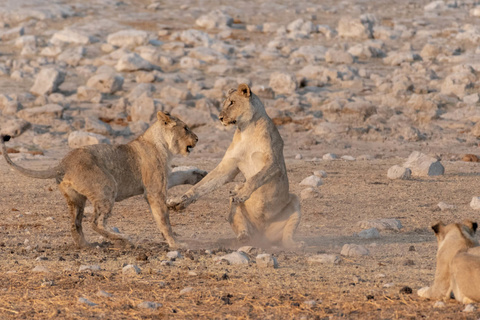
(168, 84, 302, 248)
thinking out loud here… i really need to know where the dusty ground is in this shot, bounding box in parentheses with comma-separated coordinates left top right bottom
(1, 144, 480, 319)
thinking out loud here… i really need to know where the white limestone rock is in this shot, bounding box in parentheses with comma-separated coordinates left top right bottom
(269, 72, 297, 95)
(403, 151, 444, 177)
(307, 254, 342, 265)
(215, 251, 249, 265)
(300, 187, 320, 200)
(130, 93, 164, 123)
(256, 254, 278, 269)
(323, 153, 338, 160)
(341, 244, 370, 257)
(387, 165, 412, 180)
(68, 131, 111, 149)
(470, 197, 480, 210)
(107, 30, 148, 47)
(338, 16, 374, 39)
(51, 29, 92, 45)
(299, 175, 323, 187)
(115, 53, 156, 72)
(30, 68, 65, 96)
(195, 10, 233, 29)
(357, 219, 403, 231)
(86, 73, 124, 94)
(122, 264, 141, 275)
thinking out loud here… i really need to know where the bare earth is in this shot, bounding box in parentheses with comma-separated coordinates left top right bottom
(2, 0, 480, 318)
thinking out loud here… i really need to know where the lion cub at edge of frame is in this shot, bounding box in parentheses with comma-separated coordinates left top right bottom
(417, 220, 480, 303)
(1, 111, 203, 249)
(168, 83, 302, 248)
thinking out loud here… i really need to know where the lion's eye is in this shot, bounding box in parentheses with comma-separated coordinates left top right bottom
(228, 101, 234, 107)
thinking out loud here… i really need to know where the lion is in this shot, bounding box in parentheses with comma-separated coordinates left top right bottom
(1, 111, 205, 249)
(168, 83, 301, 248)
(417, 220, 480, 303)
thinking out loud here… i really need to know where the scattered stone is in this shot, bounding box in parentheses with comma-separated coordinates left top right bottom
(269, 72, 297, 95)
(357, 219, 403, 231)
(304, 300, 317, 307)
(256, 254, 278, 268)
(86, 73, 124, 94)
(78, 297, 98, 307)
(295, 154, 303, 160)
(16, 104, 64, 125)
(299, 175, 323, 187)
(122, 264, 141, 275)
(96, 290, 113, 298)
(166, 251, 182, 260)
(51, 29, 92, 45)
(338, 16, 374, 39)
(470, 197, 480, 210)
(116, 53, 155, 72)
(79, 265, 102, 272)
(437, 202, 456, 211)
(68, 131, 110, 149)
(130, 93, 164, 123)
(180, 287, 193, 295)
(300, 187, 320, 200)
(403, 151, 444, 177)
(196, 10, 233, 29)
(433, 301, 446, 308)
(341, 155, 356, 161)
(32, 265, 50, 273)
(215, 252, 249, 265)
(161, 260, 173, 266)
(357, 228, 380, 239)
(323, 153, 338, 160)
(341, 244, 370, 257)
(137, 301, 162, 310)
(107, 30, 148, 47)
(30, 68, 65, 96)
(307, 254, 342, 265)
(387, 165, 411, 180)
(463, 304, 476, 312)
(314, 170, 327, 178)
(383, 283, 395, 288)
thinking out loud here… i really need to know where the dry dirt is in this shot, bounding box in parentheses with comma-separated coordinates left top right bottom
(2, 141, 480, 319)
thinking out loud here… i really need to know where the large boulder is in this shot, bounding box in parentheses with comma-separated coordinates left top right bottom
(30, 68, 65, 96)
(403, 151, 444, 177)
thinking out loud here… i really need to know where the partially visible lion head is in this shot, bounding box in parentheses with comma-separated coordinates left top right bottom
(219, 83, 264, 127)
(155, 111, 198, 156)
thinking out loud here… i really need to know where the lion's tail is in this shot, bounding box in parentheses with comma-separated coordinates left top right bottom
(1, 135, 61, 179)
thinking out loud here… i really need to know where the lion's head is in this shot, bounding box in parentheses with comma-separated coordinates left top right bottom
(219, 83, 264, 127)
(156, 111, 198, 156)
(432, 220, 478, 249)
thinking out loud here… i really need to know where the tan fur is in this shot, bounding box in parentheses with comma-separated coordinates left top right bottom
(168, 84, 302, 248)
(417, 220, 480, 303)
(1, 112, 203, 248)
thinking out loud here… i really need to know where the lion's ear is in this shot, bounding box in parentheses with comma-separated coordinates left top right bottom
(431, 222, 444, 234)
(237, 83, 251, 97)
(157, 111, 172, 125)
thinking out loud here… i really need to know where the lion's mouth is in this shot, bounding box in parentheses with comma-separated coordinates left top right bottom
(186, 145, 193, 153)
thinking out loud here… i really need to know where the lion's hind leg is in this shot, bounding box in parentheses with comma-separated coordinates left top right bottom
(59, 182, 88, 248)
(264, 194, 302, 248)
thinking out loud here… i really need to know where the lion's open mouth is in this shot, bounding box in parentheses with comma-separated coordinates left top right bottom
(186, 145, 193, 153)
(229, 120, 236, 125)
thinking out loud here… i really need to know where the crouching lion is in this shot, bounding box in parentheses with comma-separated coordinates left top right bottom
(418, 220, 480, 303)
(1, 111, 206, 249)
(168, 83, 302, 248)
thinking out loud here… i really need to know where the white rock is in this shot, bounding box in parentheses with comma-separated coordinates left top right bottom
(341, 155, 356, 161)
(338, 17, 373, 39)
(30, 68, 65, 96)
(177, 29, 212, 47)
(304, 300, 317, 307)
(403, 151, 444, 177)
(463, 304, 476, 312)
(299, 175, 323, 187)
(78, 297, 98, 307)
(215, 251, 249, 265)
(322, 153, 338, 160)
(437, 202, 456, 211)
(32, 265, 50, 272)
(87, 73, 124, 94)
(463, 93, 480, 105)
(357, 219, 403, 231)
(195, 10, 233, 29)
(387, 165, 412, 180)
(424, 1, 447, 11)
(15, 35, 37, 48)
(269, 72, 297, 95)
(57, 46, 85, 66)
(433, 301, 446, 308)
(470, 197, 480, 210)
(341, 244, 370, 257)
(84, 117, 112, 136)
(122, 264, 141, 275)
(0, 26, 24, 41)
(130, 93, 164, 123)
(96, 290, 113, 298)
(166, 251, 182, 260)
(314, 170, 327, 178)
(115, 53, 155, 72)
(325, 49, 354, 64)
(180, 287, 193, 295)
(138, 301, 162, 309)
(307, 254, 342, 265)
(68, 131, 111, 149)
(40, 46, 62, 57)
(79, 265, 102, 272)
(16, 104, 64, 124)
(470, 7, 480, 17)
(77, 86, 101, 102)
(358, 228, 380, 239)
(51, 29, 92, 45)
(256, 254, 278, 268)
(107, 30, 148, 47)
(300, 187, 320, 200)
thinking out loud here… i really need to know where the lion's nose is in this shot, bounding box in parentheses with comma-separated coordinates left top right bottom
(219, 116, 224, 122)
